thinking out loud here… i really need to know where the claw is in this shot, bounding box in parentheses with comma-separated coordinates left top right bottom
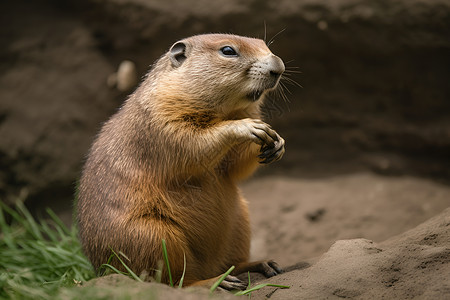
(261, 260, 284, 277)
(219, 275, 247, 291)
(268, 260, 284, 274)
(258, 142, 284, 164)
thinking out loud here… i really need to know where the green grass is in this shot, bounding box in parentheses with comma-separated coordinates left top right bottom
(0, 200, 95, 299)
(178, 252, 186, 288)
(161, 239, 173, 286)
(207, 266, 289, 296)
(234, 283, 290, 296)
(210, 265, 236, 293)
(0, 200, 288, 299)
(99, 249, 143, 282)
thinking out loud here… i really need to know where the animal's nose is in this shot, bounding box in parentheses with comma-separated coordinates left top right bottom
(268, 55, 285, 79)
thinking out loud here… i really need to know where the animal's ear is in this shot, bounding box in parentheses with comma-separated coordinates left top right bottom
(169, 42, 187, 68)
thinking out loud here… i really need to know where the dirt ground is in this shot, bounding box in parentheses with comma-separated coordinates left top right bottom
(1, 0, 450, 299)
(243, 172, 450, 266)
(78, 187, 450, 299)
(76, 174, 450, 299)
(248, 206, 450, 299)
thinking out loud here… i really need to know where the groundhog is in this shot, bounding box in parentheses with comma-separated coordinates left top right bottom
(77, 34, 286, 289)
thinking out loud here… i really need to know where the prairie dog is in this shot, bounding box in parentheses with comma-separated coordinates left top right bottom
(77, 34, 285, 289)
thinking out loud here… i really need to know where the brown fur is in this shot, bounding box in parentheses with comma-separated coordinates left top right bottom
(77, 34, 285, 287)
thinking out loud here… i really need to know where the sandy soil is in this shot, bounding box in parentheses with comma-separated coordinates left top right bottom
(76, 173, 450, 299)
(242, 173, 450, 299)
(243, 173, 450, 266)
(248, 207, 450, 299)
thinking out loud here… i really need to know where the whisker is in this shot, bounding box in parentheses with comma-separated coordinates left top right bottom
(267, 28, 286, 47)
(264, 21, 267, 44)
(282, 75, 303, 88)
(283, 75, 301, 84)
(284, 69, 303, 74)
(281, 87, 291, 105)
(285, 60, 303, 68)
(280, 81, 292, 96)
(276, 82, 291, 104)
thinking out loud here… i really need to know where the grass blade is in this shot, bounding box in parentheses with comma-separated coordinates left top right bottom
(46, 208, 71, 236)
(0, 204, 16, 250)
(209, 265, 235, 293)
(16, 201, 43, 240)
(99, 264, 128, 276)
(178, 253, 186, 288)
(247, 272, 251, 298)
(154, 260, 163, 283)
(161, 239, 173, 287)
(234, 283, 290, 296)
(109, 249, 142, 282)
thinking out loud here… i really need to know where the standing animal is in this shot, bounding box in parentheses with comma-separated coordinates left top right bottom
(77, 34, 286, 289)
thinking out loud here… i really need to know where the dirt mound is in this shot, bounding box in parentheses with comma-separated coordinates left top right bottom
(72, 205, 450, 299)
(1, 0, 450, 211)
(249, 207, 450, 299)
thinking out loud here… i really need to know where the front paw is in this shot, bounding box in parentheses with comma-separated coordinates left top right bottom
(231, 119, 278, 147)
(258, 134, 285, 164)
(259, 260, 284, 277)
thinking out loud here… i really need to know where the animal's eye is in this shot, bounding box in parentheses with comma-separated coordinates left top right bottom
(220, 46, 238, 57)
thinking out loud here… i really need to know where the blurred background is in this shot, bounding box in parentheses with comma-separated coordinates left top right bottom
(1, 0, 449, 262)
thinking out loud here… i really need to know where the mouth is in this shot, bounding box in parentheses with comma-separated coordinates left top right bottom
(245, 75, 282, 102)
